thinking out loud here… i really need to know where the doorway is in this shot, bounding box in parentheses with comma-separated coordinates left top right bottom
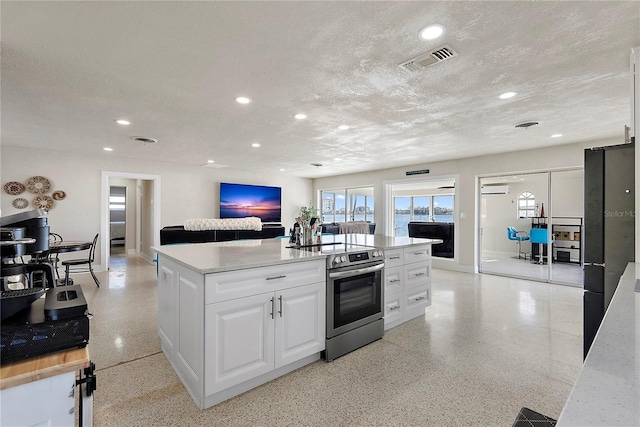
(478, 169, 583, 286)
(383, 176, 457, 261)
(100, 171, 161, 271)
(109, 185, 127, 257)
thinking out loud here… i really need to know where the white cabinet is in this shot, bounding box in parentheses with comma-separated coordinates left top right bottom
(1, 372, 75, 426)
(384, 244, 432, 330)
(205, 294, 274, 394)
(157, 257, 325, 410)
(204, 281, 324, 395)
(275, 283, 325, 368)
(0, 347, 93, 427)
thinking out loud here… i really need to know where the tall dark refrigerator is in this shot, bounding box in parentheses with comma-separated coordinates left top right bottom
(583, 142, 635, 359)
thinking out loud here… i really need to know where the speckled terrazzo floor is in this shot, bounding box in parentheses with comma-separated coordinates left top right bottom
(76, 251, 583, 426)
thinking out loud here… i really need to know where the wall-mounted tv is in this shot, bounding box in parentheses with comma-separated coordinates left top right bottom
(219, 182, 282, 223)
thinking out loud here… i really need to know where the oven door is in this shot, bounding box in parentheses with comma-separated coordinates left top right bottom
(326, 261, 384, 338)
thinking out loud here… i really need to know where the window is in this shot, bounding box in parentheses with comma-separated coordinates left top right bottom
(394, 195, 454, 236)
(518, 192, 536, 218)
(109, 196, 126, 210)
(321, 187, 374, 223)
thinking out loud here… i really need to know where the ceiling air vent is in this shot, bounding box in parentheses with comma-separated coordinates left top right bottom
(200, 163, 228, 169)
(399, 45, 457, 71)
(515, 121, 539, 129)
(130, 136, 158, 144)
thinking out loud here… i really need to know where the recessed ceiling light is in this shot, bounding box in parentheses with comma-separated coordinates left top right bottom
(419, 24, 445, 40)
(499, 92, 517, 99)
(207, 160, 215, 163)
(235, 96, 252, 104)
(251, 143, 261, 148)
(115, 119, 130, 126)
(294, 113, 307, 120)
(280, 168, 285, 171)
(103, 147, 113, 151)
(334, 157, 343, 161)
(551, 134, 563, 138)
(337, 125, 350, 130)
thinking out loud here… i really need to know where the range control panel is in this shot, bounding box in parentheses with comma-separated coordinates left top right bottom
(328, 248, 384, 268)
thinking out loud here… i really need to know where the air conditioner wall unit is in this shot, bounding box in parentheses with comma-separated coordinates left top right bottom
(481, 185, 509, 195)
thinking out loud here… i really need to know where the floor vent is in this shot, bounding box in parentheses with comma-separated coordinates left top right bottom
(399, 45, 457, 71)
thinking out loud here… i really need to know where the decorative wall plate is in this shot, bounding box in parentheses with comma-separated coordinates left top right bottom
(52, 190, 67, 200)
(4, 181, 25, 195)
(12, 198, 29, 209)
(32, 195, 54, 210)
(26, 176, 51, 194)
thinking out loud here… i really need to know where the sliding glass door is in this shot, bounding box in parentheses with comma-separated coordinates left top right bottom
(479, 170, 583, 287)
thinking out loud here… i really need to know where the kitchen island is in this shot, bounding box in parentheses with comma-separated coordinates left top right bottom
(153, 234, 441, 409)
(557, 262, 640, 426)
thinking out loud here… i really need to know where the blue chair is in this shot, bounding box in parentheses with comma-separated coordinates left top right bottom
(507, 227, 529, 259)
(529, 228, 553, 264)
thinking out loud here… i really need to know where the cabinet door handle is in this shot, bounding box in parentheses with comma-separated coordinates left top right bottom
(413, 272, 426, 277)
(414, 296, 426, 301)
(389, 279, 400, 283)
(389, 256, 401, 260)
(270, 297, 275, 319)
(266, 275, 286, 281)
(278, 295, 283, 317)
(413, 251, 425, 255)
(389, 305, 400, 311)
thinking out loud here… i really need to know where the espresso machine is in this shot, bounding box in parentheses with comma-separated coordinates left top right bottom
(1, 210, 90, 364)
(1, 209, 55, 290)
(1, 209, 55, 320)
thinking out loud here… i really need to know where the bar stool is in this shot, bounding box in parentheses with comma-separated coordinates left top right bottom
(529, 228, 552, 264)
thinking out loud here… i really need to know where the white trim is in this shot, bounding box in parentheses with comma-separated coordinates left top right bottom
(100, 171, 161, 270)
(382, 173, 459, 263)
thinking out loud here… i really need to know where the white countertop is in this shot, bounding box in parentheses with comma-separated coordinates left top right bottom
(557, 262, 640, 426)
(152, 238, 326, 274)
(152, 234, 442, 274)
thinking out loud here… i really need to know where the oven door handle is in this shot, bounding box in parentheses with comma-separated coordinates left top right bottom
(329, 263, 384, 279)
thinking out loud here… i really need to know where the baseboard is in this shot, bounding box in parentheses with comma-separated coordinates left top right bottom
(431, 259, 474, 274)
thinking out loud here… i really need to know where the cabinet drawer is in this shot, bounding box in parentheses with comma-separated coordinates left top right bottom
(384, 266, 403, 295)
(404, 261, 430, 289)
(404, 245, 431, 264)
(205, 259, 326, 303)
(384, 249, 404, 268)
(405, 286, 430, 320)
(384, 292, 403, 326)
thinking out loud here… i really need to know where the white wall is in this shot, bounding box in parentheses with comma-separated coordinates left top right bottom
(1, 146, 312, 269)
(482, 178, 548, 254)
(313, 138, 619, 272)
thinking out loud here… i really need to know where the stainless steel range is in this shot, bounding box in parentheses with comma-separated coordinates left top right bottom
(293, 240, 385, 361)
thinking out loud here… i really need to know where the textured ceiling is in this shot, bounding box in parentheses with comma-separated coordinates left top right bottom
(2, 1, 639, 178)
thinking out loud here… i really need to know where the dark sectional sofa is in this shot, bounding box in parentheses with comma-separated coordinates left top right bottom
(160, 224, 286, 245)
(407, 221, 454, 258)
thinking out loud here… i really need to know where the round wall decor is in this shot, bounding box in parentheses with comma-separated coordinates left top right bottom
(32, 195, 54, 210)
(4, 181, 25, 195)
(26, 176, 51, 194)
(12, 198, 29, 209)
(52, 190, 67, 200)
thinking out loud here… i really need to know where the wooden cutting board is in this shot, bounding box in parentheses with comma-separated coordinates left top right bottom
(0, 347, 90, 390)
